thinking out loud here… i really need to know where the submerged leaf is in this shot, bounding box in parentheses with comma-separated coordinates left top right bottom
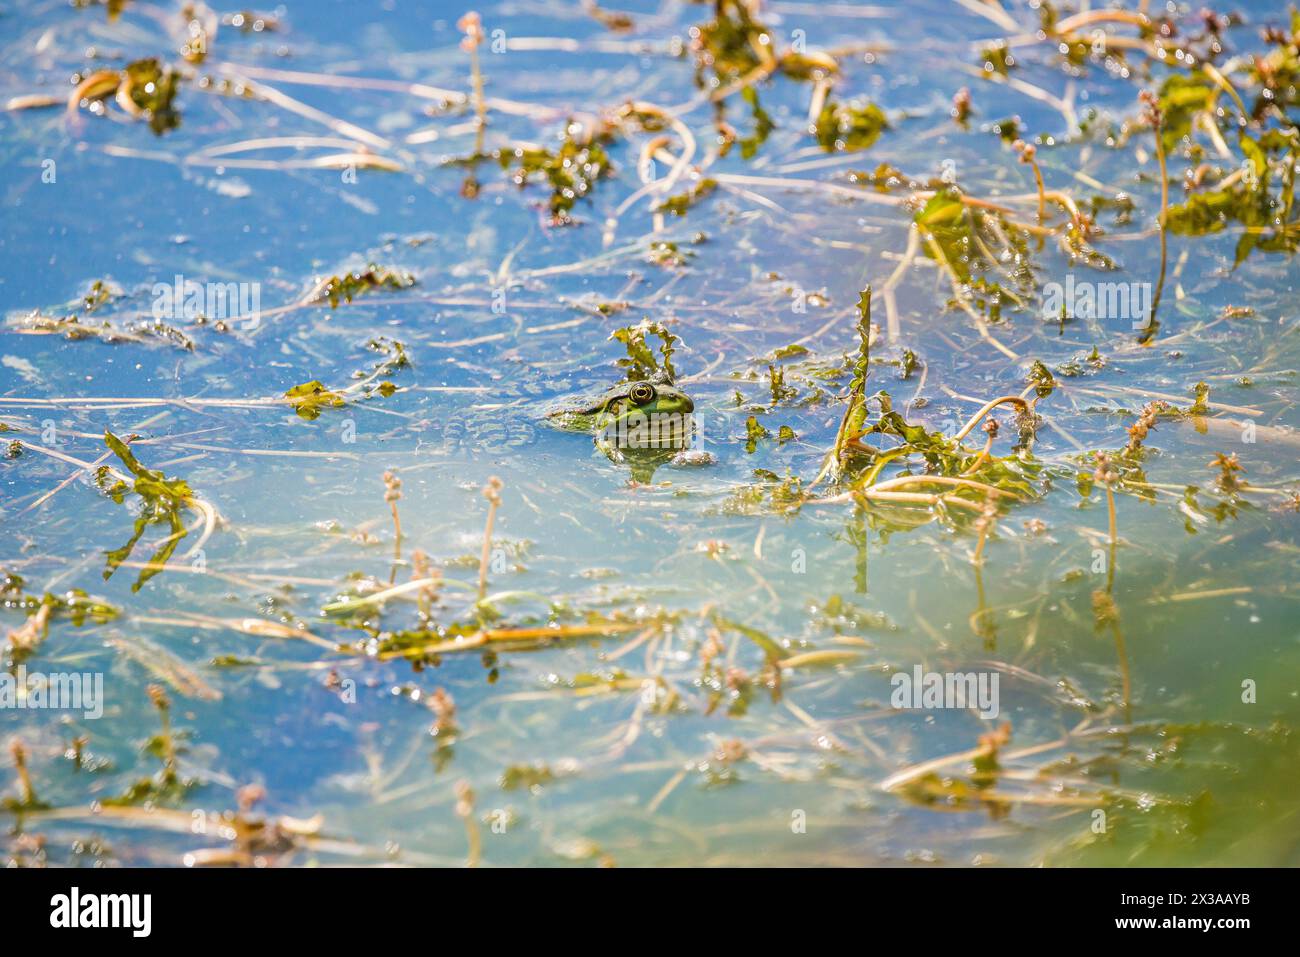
(101, 433, 196, 591)
(656, 178, 718, 216)
(499, 126, 614, 224)
(814, 100, 888, 153)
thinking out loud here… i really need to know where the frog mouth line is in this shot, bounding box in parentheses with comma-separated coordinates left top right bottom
(596, 410, 694, 449)
(606, 395, 694, 418)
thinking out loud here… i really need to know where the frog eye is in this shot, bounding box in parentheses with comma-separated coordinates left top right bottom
(629, 382, 656, 405)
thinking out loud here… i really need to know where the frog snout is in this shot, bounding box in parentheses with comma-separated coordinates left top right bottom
(680, 396, 694, 413)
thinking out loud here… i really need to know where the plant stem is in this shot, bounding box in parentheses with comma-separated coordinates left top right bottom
(470, 44, 486, 156)
(1030, 157, 1046, 222)
(455, 781, 481, 867)
(148, 685, 177, 783)
(1143, 93, 1169, 343)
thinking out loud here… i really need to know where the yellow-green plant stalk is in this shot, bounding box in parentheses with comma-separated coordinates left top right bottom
(148, 684, 178, 784)
(1013, 139, 1046, 222)
(1140, 90, 1168, 340)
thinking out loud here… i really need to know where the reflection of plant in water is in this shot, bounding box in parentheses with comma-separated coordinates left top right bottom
(1208, 452, 1246, 495)
(103, 685, 196, 808)
(1091, 452, 1131, 716)
(454, 780, 481, 867)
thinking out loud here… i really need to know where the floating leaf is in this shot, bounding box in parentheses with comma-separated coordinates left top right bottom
(739, 87, 775, 159)
(500, 127, 614, 224)
(121, 58, 182, 134)
(284, 380, 346, 419)
(692, 0, 774, 85)
(1154, 73, 1215, 151)
(744, 415, 770, 452)
(310, 264, 416, 308)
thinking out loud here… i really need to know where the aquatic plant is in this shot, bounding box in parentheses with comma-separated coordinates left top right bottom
(383, 470, 404, 571)
(307, 264, 417, 308)
(99, 432, 217, 592)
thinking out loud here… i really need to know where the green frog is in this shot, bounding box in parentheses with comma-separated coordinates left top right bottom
(545, 379, 696, 483)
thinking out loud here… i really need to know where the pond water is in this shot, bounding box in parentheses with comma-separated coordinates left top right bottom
(2, 0, 1299, 866)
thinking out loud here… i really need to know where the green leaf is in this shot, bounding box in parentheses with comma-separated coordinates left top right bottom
(610, 320, 678, 381)
(123, 58, 182, 134)
(499, 127, 614, 224)
(916, 191, 964, 228)
(713, 614, 789, 659)
(655, 178, 718, 216)
(739, 87, 775, 160)
(744, 415, 770, 453)
(814, 100, 887, 153)
(285, 380, 346, 419)
(1156, 74, 1215, 150)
